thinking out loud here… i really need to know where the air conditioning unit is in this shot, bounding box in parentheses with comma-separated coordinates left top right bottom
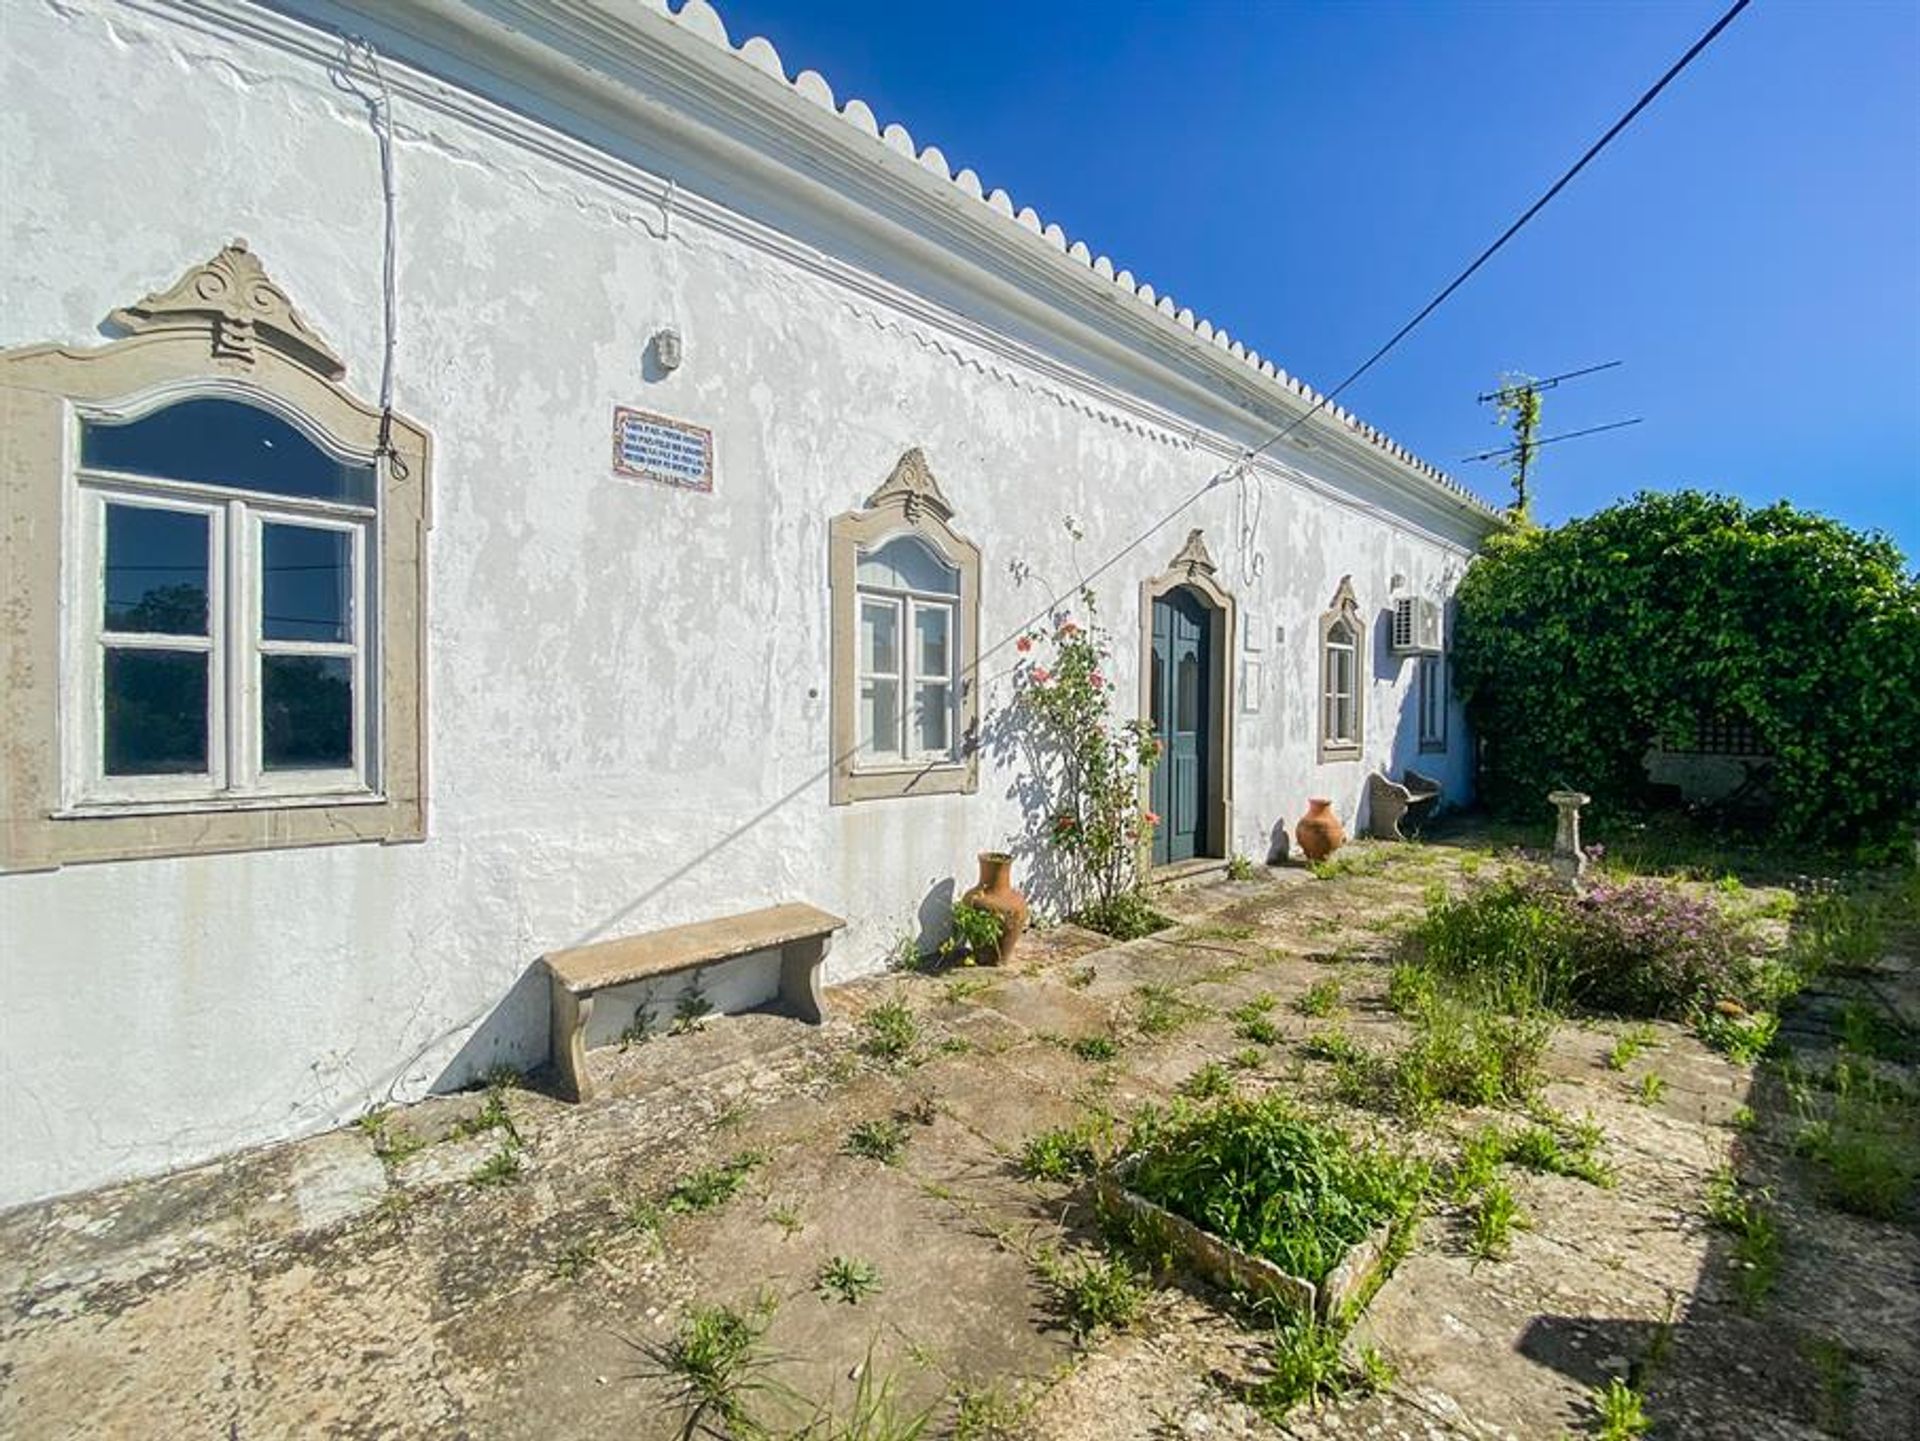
(1390, 596, 1443, 655)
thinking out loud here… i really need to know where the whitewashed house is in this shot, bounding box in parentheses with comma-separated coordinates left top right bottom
(0, 0, 1502, 1207)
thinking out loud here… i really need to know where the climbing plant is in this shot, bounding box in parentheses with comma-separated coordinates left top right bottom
(1012, 591, 1161, 909)
(1453, 491, 1920, 851)
(1491, 372, 1543, 518)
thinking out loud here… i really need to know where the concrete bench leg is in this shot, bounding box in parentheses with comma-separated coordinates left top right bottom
(1368, 785, 1411, 841)
(549, 978, 596, 1103)
(778, 934, 830, 1024)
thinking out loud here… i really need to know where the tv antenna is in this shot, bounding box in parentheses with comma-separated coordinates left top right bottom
(1469, 362, 1638, 516)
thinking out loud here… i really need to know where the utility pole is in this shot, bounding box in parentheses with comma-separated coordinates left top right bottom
(1470, 363, 1638, 520)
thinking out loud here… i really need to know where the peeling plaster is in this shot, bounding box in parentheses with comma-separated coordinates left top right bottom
(0, 0, 1491, 1208)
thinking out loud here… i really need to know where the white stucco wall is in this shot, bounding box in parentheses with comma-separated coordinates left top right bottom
(0, 0, 1491, 1207)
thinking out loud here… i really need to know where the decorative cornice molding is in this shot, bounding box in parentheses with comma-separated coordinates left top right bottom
(865, 447, 953, 524)
(237, 0, 1495, 525)
(130, 0, 1493, 551)
(108, 239, 346, 379)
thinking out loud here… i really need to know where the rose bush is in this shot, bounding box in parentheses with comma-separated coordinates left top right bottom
(1013, 591, 1161, 911)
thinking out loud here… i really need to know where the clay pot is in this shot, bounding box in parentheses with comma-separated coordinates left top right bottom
(1294, 799, 1346, 863)
(962, 851, 1030, 965)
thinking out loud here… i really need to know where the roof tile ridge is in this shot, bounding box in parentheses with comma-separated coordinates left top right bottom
(657, 0, 1490, 513)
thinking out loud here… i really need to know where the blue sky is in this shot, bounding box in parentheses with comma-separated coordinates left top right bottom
(711, 0, 1919, 558)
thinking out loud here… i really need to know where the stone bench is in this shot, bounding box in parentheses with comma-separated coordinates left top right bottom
(542, 901, 845, 1102)
(1366, 767, 1442, 841)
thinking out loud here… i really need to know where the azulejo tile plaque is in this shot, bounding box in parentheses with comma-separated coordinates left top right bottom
(611, 406, 714, 492)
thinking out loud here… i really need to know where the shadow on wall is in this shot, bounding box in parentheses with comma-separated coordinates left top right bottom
(915, 875, 957, 957)
(430, 962, 549, 1093)
(979, 691, 1076, 919)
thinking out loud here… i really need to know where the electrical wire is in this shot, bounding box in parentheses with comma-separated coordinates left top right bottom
(1241, 0, 1751, 465)
(331, 38, 408, 480)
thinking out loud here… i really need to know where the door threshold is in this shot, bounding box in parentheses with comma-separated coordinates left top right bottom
(1147, 856, 1228, 887)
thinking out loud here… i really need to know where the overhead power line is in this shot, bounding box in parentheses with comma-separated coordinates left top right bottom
(1477, 361, 1622, 404)
(983, 0, 1753, 670)
(1245, 0, 1751, 464)
(558, 3, 1757, 941)
(1461, 417, 1644, 465)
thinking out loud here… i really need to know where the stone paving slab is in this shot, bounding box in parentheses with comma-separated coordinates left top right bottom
(2, 839, 1915, 1440)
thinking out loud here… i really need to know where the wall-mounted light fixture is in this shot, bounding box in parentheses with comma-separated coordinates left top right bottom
(653, 327, 683, 373)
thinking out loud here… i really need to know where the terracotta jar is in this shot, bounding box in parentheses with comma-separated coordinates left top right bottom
(1294, 799, 1346, 863)
(962, 851, 1030, 965)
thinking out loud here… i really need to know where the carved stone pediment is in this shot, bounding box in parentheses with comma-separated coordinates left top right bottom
(1169, 528, 1218, 581)
(865, 447, 954, 523)
(1327, 574, 1361, 618)
(109, 239, 345, 379)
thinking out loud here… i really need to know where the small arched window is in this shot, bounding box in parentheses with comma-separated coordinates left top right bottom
(0, 240, 428, 869)
(1319, 576, 1366, 762)
(828, 451, 981, 804)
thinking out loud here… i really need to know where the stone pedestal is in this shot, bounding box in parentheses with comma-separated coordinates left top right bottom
(1549, 790, 1591, 892)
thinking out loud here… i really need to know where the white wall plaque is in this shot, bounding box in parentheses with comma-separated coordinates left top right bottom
(612, 406, 714, 492)
(1241, 659, 1262, 712)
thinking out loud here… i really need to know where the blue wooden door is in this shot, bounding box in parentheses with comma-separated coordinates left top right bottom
(1150, 589, 1210, 865)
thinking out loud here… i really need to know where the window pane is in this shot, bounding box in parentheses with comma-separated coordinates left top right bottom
(1331, 646, 1354, 703)
(263, 655, 353, 770)
(915, 604, 950, 679)
(856, 535, 958, 594)
(862, 678, 900, 755)
(263, 524, 352, 643)
(916, 682, 951, 755)
(1177, 652, 1200, 732)
(82, 398, 375, 505)
(104, 504, 208, 635)
(861, 598, 899, 675)
(104, 647, 208, 774)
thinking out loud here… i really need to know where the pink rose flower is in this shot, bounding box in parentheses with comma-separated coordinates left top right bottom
(1016, 635, 1032, 653)
(1031, 667, 1051, 683)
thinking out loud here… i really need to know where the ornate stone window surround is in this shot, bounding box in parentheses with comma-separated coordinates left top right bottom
(828, 450, 981, 805)
(0, 241, 430, 870)
(1137, 530, 1236, 867)
(1318, 575, 1365, 764)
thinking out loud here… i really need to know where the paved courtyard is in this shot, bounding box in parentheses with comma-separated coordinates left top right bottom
(2, 836, 1914, 1439)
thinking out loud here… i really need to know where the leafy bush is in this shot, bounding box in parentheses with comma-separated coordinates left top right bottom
(1452, 491, 1920, 849)
(1123, 1095, 1425, 1285)
(942, 900, 1004, 963)
(1408, 870, 1754, 1019)
(1568, 878, 1751, 1016)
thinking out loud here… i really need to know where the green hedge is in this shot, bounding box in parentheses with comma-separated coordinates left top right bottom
(1453, 491, 1920, 849)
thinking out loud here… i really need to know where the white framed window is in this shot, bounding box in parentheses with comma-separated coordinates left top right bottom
(1323, 619, 1358, 748)
(855, 535, 958, 765)
(67, 393, 378, 813)
(1, 239, 429, 870)
(827, 448, 981, 805)
(1417, 654, 1447, 753)
(1317, 575, 1365, 762)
